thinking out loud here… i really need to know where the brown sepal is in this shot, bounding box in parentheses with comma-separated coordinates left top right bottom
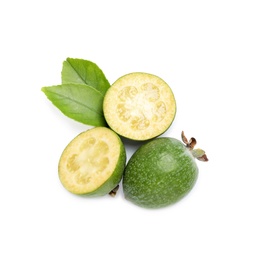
(181, 131, 208, 162)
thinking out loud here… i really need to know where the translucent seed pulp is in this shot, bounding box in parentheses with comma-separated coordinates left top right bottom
(116, 83, 166, 131)
(66, 138, 110, 185)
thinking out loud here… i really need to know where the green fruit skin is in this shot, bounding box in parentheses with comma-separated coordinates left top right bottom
(84, 137, 126, 197)
(123, 138, 198, 208)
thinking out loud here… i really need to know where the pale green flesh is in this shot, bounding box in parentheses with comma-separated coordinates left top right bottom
(123, 138, 198, 208)
(59, 127, 126, 196)
(103, 72, 176, 141)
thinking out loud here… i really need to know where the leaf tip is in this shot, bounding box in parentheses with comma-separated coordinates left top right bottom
(41, 86, 47, 93)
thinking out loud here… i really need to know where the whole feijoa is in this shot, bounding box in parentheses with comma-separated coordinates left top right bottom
(123, 132, 208, 208)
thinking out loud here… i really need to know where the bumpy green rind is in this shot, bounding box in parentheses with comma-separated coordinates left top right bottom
(123, 137, 198, 208)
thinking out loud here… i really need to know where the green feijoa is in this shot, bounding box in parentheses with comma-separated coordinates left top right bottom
(123, 132, 208, 208)
(59, 127, 126, 196)
(103, 72, 176, 141)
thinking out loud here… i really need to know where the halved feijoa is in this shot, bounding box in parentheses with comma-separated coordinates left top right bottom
(103, 72, 176, 140)
(58, 127, 126, 196)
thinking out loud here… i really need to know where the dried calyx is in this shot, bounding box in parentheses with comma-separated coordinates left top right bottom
(181, 131, 208, 162)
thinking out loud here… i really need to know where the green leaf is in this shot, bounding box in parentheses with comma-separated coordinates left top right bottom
(41, 84, 107, 126)
(62, 58, 110, 95)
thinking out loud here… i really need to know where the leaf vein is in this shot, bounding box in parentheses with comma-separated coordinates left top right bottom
(49, 90, 103, 116)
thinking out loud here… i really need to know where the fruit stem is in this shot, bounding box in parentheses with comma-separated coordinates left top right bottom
(181, 131, 208, 161)
(109, 185, 120, 197)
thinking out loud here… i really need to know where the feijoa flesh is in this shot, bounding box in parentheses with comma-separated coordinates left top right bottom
(103, 72, 176, 141)
(123, 132, 208, 208)
(58, 127, 126, 196)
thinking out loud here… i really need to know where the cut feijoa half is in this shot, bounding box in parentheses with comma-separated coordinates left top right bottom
(58, 127, 126, 196)
(123, 132, 208, 208)
(103, 72, 176, 141)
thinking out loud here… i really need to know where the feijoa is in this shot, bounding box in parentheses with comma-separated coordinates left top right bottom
(58, 127, 126, 196)
(103, 72, 176, 141)
(123, 132, 208, 208)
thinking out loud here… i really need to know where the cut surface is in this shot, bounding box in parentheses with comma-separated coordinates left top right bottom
(58, 127, 125, 195)
(103, 72, 176, 140)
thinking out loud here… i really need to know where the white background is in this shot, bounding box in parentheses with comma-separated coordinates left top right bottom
(1, 0, 259, 259)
